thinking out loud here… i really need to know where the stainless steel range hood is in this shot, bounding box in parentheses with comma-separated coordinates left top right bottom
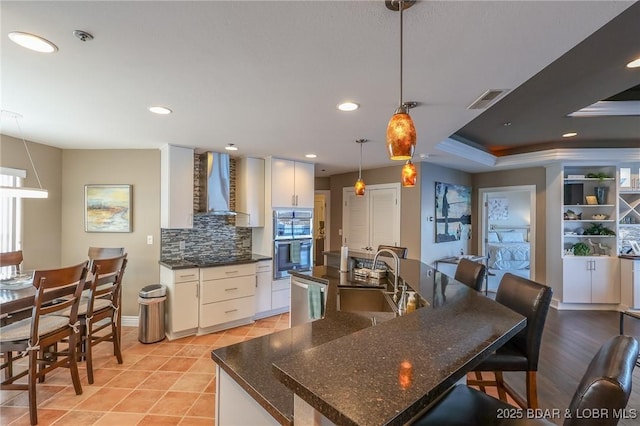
(198, 152, 235, 215)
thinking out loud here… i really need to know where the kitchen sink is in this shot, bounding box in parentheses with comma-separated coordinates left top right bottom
(337, 287, 398, 313)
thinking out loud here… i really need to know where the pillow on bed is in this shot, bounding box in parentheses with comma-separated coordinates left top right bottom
(488, 232, 500, 243)
(499, 232, 525, 243)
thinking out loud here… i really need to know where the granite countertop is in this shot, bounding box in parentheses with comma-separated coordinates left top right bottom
(211, 260, 526, 426)
(159, 253, 271, 270)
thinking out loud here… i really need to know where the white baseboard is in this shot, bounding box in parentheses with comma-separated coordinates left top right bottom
(122, 316, 138, 327)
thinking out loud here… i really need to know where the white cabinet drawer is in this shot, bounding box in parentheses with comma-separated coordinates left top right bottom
(199, 296, 255, 328)
(201, 275, 255, 304)
(272, 278, 290, 292)
(170, 268, 200, 283)
(272, 288, 290, 310)
(256, 261, 272, 274)
(200, 263, 256, 281)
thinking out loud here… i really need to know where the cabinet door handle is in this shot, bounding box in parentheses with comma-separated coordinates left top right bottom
(179, 274, 196, 279)
(295, 195, 299, 206)
(225, 287, 238, 291)
(292, 195, 295, 206)
(225, 309, 238, 314)
(196, 285, 199, 299)
(225, 271, 239, 275)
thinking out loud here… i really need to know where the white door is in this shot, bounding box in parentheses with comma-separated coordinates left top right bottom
(343, 190, 370, 251)
(271, 158, 295, 208)
(370, 187, 399, 248)
(591, 258, 620, 303)
(294, 161, 315, 208)
(562, 258, 592, 303)
(342, 184, 400, 252)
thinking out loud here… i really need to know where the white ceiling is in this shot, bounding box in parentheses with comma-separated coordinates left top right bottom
(0, 1, 635, 176)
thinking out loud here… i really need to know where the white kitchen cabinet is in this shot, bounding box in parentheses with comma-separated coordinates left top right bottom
(342, 183, 400, 253)
(160, 267, 200, 340)
(563, 257, 620, 304)
(271, 158, 314, 208)
(271, 279, 290, 312)
(160, 144, 194, 229)
(198, 263, 256, 333)
(254, 260, 273, 318)
(236, 157, 265, 227)
(620, 258, 640, 309)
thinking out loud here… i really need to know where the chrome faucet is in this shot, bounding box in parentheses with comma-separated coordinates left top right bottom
(372, 248, 405, 304)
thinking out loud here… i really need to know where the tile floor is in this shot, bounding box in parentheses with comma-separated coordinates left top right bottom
(1, 313, 290, 425)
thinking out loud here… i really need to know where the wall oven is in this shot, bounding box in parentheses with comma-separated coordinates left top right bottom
(273, 238, 313, 279)
(273, 209, 313, 279)
(274, 209, 313, 240)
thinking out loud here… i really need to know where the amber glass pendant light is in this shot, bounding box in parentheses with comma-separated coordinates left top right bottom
(354, 139, 367, 197)
(386, 0, 417, 161)
(401, 160, 417, 187)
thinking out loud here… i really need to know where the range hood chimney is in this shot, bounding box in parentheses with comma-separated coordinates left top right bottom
(198, 152, 234, 214)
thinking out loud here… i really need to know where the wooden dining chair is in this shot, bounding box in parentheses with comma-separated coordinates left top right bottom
(0, 262, 88, 425)
(0, 250, 24, 273)
(87, 246, 124, 270)
(73, 254, 128, 384)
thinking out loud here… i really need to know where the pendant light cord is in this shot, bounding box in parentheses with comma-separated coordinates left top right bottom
(14, 116, 44, 190)
(358, 140, 363, 179)
(399, 0, 404, 107)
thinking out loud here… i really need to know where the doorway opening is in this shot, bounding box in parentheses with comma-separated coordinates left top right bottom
(478, 185, 536, 292)
(314, 191, 330, 266)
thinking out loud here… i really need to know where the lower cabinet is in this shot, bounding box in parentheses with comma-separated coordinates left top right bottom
(161, 267, 200, 340)
(199, 263, 256, 334)
(254, 261, 291, 319)
(161, 263, 257, 340)
(563, 257, 620, 304)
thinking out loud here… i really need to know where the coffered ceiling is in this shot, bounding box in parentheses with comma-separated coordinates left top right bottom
(1, 1, 638, 176)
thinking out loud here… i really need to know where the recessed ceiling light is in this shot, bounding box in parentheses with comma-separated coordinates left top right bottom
(305, 154, 317, 159)
(626, 57, 640, 68)
(149, 106, 172, 115)
(8, 31, 57, 53)
(562, 132, 578, 138)
(338, 102, 359, 112)
(225, 144, 238, 151)
(503, 122, 512, 127)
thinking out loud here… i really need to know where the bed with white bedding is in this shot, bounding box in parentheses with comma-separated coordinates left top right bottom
(487, 230, 530, 270)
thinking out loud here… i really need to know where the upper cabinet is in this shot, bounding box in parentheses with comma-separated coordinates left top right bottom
(161, 144, 194, 229)
(236, 157, 265, 227)
(271, 158, 314, 209)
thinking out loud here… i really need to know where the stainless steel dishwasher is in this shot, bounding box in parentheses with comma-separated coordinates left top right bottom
(290, 276, 327, 327)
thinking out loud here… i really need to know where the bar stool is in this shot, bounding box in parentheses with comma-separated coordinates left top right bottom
(466, 273, 553, 409)
(454, 258, 486, 292)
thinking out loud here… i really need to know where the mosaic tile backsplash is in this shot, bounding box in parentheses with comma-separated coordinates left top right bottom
(161, 214, 252, 261)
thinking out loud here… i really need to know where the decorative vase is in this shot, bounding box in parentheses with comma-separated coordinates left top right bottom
(594, 186, 608, 205)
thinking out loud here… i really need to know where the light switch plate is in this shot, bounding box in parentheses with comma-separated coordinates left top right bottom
(147, 235, 153, 245)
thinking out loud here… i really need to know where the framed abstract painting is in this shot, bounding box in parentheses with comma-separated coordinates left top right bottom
(435, 182, 471, 243)
(85, 184, 132, 232)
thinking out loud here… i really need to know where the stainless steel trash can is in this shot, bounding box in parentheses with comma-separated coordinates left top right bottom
(138, 284, 167, 344)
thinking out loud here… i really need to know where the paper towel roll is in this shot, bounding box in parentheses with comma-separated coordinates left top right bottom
(340, 246, 349, 272)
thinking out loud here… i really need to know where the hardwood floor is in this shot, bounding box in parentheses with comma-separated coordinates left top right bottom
(496, 309, 640, 426)
(2, 309, 638, 425)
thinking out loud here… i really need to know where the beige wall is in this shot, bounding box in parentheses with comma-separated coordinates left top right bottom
(62, 149, 161, 316)
(0, 135, 63, 269)
(420, 163, 473, 265)
(328, 163, 422, 259)
(472, 167, 547, 284)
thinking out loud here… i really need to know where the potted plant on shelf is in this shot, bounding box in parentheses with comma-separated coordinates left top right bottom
(572, 242, 591, 256)
(583, 223, 616, 236)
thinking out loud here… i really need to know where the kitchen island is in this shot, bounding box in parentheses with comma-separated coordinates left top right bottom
(211, 259, 525, 425)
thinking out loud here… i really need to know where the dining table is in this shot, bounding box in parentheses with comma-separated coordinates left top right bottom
(0, 269, 97, 318)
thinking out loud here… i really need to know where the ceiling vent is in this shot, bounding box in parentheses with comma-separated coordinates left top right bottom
(467, 89, 509, 110)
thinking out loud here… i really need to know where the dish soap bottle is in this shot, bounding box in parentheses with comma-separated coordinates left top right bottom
(406, 292, 417, 313)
